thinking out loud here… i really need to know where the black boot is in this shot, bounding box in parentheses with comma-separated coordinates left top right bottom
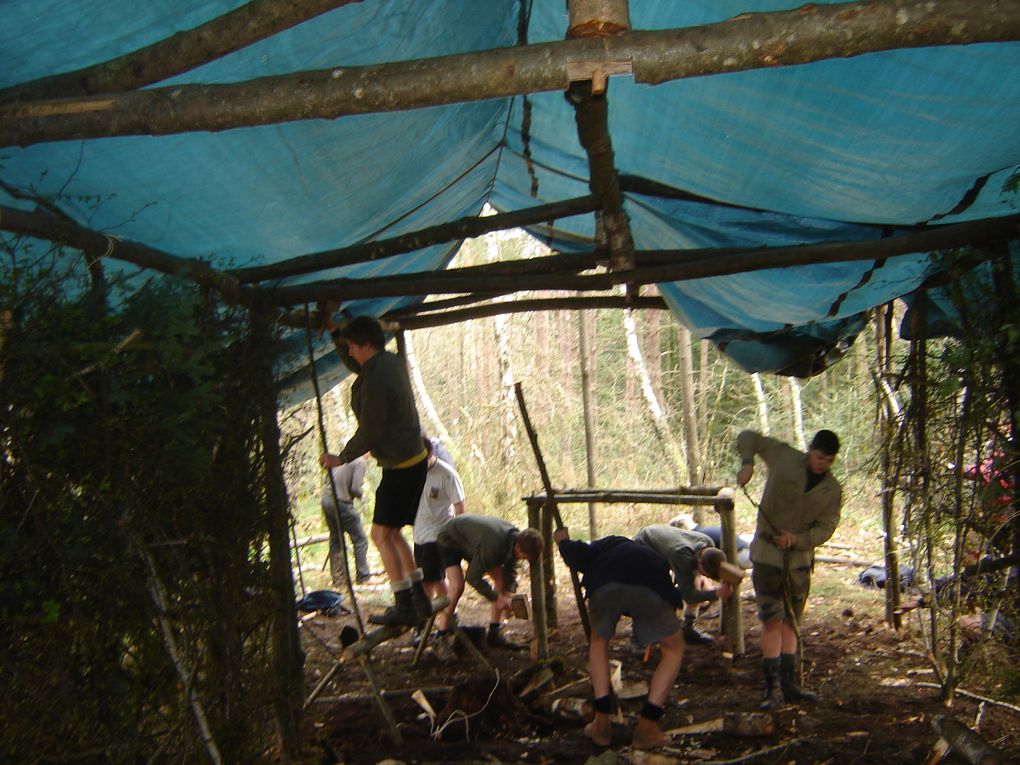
(368, 588, 419, 626)
(760, 657, 784, 710)
(780, 653, 817, 702)
(409, 579, 433, 622)
(683, 615, 714, 645)
(487, 623, 526, 650)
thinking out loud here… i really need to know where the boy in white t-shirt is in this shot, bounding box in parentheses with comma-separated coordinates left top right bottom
(412, 438, 466, 634)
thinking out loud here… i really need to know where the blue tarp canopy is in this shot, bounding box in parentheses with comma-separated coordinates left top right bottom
(2, 0, 1019, 404)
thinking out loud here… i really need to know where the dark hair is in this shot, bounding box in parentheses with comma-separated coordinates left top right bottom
(338, 315, 385, 349)
(699, 547, 726, 580)
(515, 528, 545, 562)
(810, 429, 840, 456)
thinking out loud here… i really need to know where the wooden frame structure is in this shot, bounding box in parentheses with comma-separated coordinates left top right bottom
(523, 487, 745, 659)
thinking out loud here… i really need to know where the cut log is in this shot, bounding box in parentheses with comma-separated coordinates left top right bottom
(931, 715, 1004, 765)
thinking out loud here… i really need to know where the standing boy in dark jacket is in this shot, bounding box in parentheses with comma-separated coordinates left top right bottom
(319, 315, 430, 627)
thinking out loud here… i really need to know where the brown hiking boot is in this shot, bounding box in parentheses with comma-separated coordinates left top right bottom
(584, 712, 612, 746)
(632, 716, 667, 749)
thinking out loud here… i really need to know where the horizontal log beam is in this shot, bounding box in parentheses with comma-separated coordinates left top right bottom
(231, 195, 600, 283)
(0, 204, 254, 306)
(3, 0, 1018, 147)
(5, 203, 1017, 313)
(263, 212, 1020, 306)
(387, 295, 667, 330)
(522, 491, 733, 506)
(0, 0, 360, 105)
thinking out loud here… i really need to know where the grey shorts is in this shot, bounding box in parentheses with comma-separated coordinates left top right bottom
(589, 583, 683, 646)
(752, 562, 811, 623)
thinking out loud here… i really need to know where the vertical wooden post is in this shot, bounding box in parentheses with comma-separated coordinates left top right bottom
(678, 325, 702, 522)
(716, 488, 745, 656)
(578, 309, 599, 539)
(541, 502, 559, 629)
(528, 500, 549, 659)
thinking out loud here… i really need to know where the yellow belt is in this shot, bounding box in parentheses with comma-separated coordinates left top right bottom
(392, 448, 428, 469)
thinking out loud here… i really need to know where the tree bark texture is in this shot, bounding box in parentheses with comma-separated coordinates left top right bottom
(402, 330, 453, 452)
(577, 309, 599, 539)
(231, 196, 598, 283)
(266, 212, 1020, 306)
(788, 376, 806, 450)
(624, 308, 687, 483)
(487, 237, 518, 466)
(5, 202, 1017, 313)
(752, 372, 770, 435)
(251, 311, 305, 758)
(567, 81, 635, 271)
(678, 325, 702, 488)
(0, 0, 361, 105)
(3, 0, 1019, 146)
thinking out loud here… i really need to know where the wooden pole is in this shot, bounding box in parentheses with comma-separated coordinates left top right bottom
(5, 0, 1019, 146)
(528, 500, 550, 659)
(577, 309, 599, 539)
(716, 488, 745, 657)
(232, 195, 599, 282)
(266, 213, 1020, 305)
(514, 382, 591, 640)
(0, 0, 361, 104)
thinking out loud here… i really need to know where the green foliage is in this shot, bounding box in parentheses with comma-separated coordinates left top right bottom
(1, 255, 285, 763)
(886, 251, 1020, 697)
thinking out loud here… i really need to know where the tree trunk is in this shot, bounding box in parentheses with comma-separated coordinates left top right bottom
(487, 236, 517, 465)
(677, 324, 701, 485)
(623, 308, 686, 483)
(402, 329, 453, 450)
(698, 340, 709, 443)
(578, 309, 598, 538)
(251, 311, 304, 759)
(752, 372, 770, 436)
(788, 377, 806, 450)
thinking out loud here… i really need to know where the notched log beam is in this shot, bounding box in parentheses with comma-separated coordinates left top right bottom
(3, 0, 1019, 146)
(0, 0, 361, 104)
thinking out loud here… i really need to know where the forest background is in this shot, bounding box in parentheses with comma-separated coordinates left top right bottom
(281, 226, 888, 573)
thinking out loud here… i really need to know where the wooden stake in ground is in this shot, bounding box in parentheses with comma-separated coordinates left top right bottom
(514, 382, 591, 639)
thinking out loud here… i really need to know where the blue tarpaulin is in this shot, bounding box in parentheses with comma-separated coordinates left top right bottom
(2, 1, 1018, 403)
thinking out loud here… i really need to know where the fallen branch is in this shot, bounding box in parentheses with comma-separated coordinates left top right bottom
(667, 712, 775, 737)
(696, 737, 812, 764)
(916, 683, 1020, 715)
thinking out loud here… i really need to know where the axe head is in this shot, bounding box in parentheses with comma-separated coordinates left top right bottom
(718, 561, 746, 586)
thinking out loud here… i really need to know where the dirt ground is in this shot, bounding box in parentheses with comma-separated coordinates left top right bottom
(295, 563, 1020, 765)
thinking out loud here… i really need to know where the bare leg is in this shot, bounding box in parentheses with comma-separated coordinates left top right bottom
(588, 634, 611, 698)
(371, 524, 415, 582)
(647, 631, 684, 706)
(760, 618, 784, 659)
(444, 564, 465, 628)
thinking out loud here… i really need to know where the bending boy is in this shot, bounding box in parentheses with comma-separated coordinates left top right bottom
(554, 528, 685, 750)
